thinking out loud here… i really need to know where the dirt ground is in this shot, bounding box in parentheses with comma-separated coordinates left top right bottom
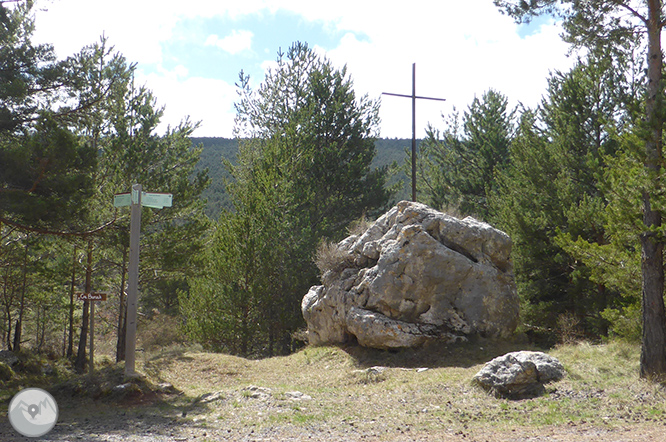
(2, 396, 665, 442)
(3, 342, 666, 442)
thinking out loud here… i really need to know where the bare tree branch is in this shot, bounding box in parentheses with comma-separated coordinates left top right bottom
(0, 215, 117, 237)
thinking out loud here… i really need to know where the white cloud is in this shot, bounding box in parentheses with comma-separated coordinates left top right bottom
(318, 3, 574, 138)
(30, 0, 576, 138)
(33, 0, 179, 64)
(174, 64, 189, 78)
(205, 30, 254, 55)
(135, 69, 237, 137)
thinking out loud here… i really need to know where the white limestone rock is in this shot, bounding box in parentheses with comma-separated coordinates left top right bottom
(302, 201, 520, 349)
(472, 351, 565, 398)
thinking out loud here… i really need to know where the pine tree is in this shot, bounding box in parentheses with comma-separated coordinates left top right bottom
(184, 42, 392, 355)
(416, 89, 514, 220)
(66, 38, 210, 360)
(495, 0, 666, 378)
(491, 54, 635, 342)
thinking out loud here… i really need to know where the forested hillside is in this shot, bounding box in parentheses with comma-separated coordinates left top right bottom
(193, 137, 414, 218)
(190, 137, 237, 218)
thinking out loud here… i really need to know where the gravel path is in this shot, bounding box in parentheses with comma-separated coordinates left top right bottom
(2, 402, 665, 442)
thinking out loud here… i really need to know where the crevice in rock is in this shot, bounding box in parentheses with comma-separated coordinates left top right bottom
(423, 223, 479, 264)
(439, 238, 478, 263)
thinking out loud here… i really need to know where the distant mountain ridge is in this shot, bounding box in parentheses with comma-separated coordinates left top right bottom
(192, 137, 417, 219)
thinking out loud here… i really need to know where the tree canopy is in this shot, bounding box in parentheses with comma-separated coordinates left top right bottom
(0, 1, 208, 368)
(182, 42, 393, 356)
(495, 0, 666, 378)
(416, 89, 514, 219)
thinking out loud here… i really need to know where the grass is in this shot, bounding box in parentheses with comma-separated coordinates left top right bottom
(136, 338, 666, 439)
(2, 339, 666, 440)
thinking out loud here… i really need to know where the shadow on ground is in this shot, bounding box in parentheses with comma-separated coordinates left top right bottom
(341, 333, 544, 369)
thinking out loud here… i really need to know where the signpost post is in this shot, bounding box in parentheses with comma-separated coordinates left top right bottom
(382, 63, 447, 202)
(125, 184, 141, 378)
(114, 184, 172, 378)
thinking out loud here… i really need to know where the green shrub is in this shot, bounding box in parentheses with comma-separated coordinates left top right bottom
(601, 304, 641, 342)
(0, 362, 14, 381)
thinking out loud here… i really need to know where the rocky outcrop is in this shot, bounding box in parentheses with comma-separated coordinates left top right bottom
(472, 351, 565, 398)
(302, 201, 519, 349)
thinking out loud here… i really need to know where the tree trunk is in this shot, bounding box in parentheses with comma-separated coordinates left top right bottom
(75, 300, 89, 373)
(75, 239, 93, 373)
(2, 306, 7, 351)
(3, 269, 12, 351)
(67, 244, 77, 358)
(13, 235, 29, 352)
(35, 306, 45, 352)
(5, 310, 11, 351)
(640, 0, 666, 379)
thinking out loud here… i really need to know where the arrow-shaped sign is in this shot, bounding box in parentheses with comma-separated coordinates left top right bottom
(141, 192, 172, 209)
(114, 193, 131, 207)
(114, 191, 172, 209)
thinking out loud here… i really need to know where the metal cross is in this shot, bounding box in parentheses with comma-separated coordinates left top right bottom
(383, 63, 447, 202)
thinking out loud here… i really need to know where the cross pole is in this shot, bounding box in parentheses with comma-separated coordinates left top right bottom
(382, 63, 447, 202)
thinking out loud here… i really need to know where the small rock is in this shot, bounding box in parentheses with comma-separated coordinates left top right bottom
(157, 382, 175, 393)
(285, 391, 312, 401)
(198, 391, 225, 403)
(472, 351, 565, 399)
(113, 383, 132, 391)
(242, 385, 272, 400)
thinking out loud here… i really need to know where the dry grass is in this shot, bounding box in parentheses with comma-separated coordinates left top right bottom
(3, 339, 665, 441)
(314, 240, 355, 276)
(138, 313, 188, 352)
(440, 203, 469, 220)
(136, 339, 666, 441)
(347, 213, 373, 237)
(556, 312, 585, 345)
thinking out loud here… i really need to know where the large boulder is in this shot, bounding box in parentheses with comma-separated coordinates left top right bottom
(302, 201, 519, 349)
(472, 351, 565, 398)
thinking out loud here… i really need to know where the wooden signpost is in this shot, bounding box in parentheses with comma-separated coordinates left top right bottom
(114, 184, 172, 378)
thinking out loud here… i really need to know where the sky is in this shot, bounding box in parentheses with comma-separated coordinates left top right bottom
(31, 0, 575, 139)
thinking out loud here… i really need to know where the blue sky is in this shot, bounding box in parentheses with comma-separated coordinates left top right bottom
(32, 1, 574, 138)
(158, 11, 368, 84)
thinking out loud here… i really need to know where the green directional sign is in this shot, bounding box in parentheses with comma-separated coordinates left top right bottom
(114, 193, 131, 207)
(141, 192, 172, 209)
(113, 191, 172, 209)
